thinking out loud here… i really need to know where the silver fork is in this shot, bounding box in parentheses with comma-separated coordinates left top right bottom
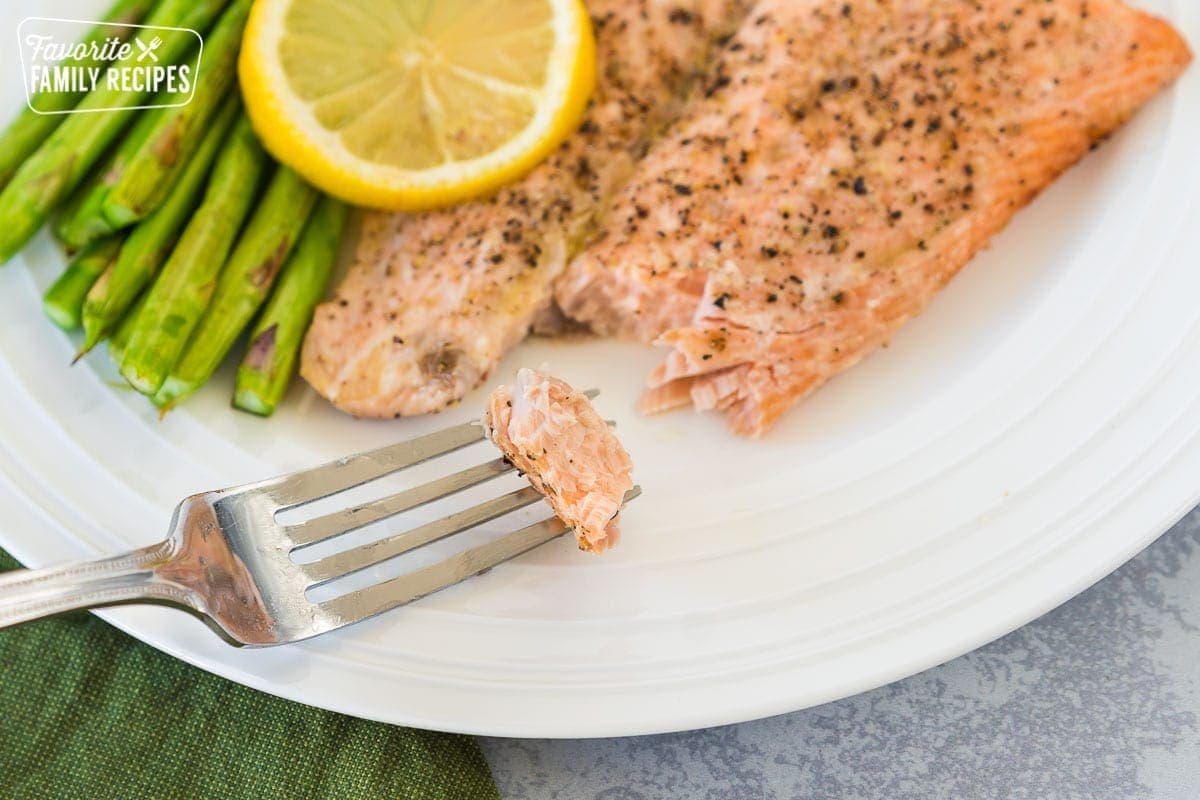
(0, 399, 640, 645)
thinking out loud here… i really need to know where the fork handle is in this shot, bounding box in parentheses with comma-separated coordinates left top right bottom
(0, 541, 187, 629)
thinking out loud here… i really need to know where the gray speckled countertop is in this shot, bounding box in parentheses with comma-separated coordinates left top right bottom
(481, 508, 1200, 799)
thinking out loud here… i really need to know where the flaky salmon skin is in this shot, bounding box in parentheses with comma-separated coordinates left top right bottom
(557, 0, 1191, 436)
(301, 0, 754, 418)
(484, 370, 634, 553)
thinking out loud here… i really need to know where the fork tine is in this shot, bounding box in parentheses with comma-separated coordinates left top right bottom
(322, 517, 569, 623)
(302, 486, 544, 586)
(286, 457, 514, 547)
(261, 420, 486, 509)
(319, 487, 642, 624)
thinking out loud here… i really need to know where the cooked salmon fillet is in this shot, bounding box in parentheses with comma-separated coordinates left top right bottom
(484, 369, 634, 553)
(301, 0, 754, 418)
(557, 0, 1191, 435)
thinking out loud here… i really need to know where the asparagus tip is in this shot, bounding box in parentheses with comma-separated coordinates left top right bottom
(233, 387, 274, 417)
(43, 301, 79, 332)
(75, 328, 103, 361)
(153, 376, 190, 411)
(119, 361, 162, 398)
(101, 200, 139, 230)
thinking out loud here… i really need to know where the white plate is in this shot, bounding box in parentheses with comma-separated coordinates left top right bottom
(1, 1, 1197, 738)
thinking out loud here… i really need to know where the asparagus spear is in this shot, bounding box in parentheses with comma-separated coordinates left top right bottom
(234, 196, 347, 416)
(103, 0, 254, 229)
(79, 97, 238, 355)
(0, 0, 156, 189)
(42, 237, 123, 330)
(107, 289, 150, 368)
(120, 115, 267, 396)
(155, 167, 319, 409)
(54, 105, 163, 250)
(0, 0, 230, 264)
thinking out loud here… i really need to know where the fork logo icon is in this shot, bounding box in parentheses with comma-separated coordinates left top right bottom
(134, 35, 162, 62)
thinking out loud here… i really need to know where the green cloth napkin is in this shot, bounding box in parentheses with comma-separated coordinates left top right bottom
(0, 550, 500, 800)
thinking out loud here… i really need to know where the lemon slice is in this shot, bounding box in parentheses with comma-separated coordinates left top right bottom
(239, 0, 595, 210)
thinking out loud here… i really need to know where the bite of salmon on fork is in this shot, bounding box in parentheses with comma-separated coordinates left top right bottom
(556, 0, 1192, 436)
(300, 0, 756, 419)
(485, 369, 635, 553)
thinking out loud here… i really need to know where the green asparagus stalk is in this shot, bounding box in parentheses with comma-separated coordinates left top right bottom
(102, 0, 253, 229)
(42, 237, 123, 330)
(79, 97, 238, 356)
(234, 196, 347, 416)
(154, 167, 319, 409)
(0, 0, 157, 189)
(0, 0, 230, 264)
(120, 115, 267, 396)
(107, 288, 150, 368)
(54, 105, 163, 250)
